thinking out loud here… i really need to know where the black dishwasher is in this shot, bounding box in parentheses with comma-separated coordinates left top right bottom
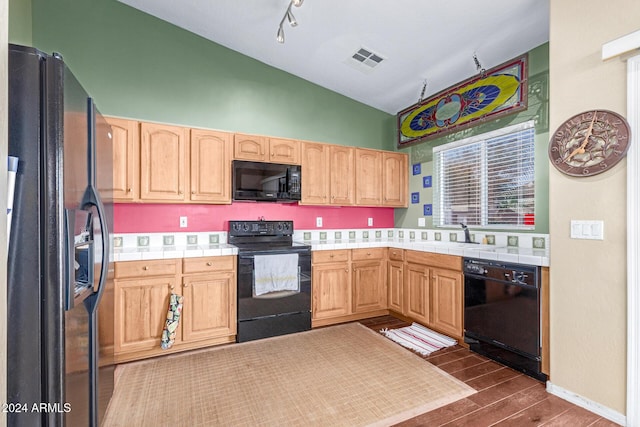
(463, 258, 547, 381)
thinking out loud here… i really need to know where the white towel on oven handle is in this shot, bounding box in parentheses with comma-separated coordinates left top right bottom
(253, 253, 299, 296)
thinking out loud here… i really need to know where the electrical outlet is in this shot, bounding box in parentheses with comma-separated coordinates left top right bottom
(367, 217, 373, 227)
(180, 216, 188, 228)
(316, 217, 323, 227)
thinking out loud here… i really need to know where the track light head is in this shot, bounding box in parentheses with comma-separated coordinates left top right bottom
(276, 25, 285, 43)
(292, 0, 303, 6)
(286, 9, 297, 27)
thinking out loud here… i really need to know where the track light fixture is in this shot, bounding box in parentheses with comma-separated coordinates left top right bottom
(276, 0, 304, 44)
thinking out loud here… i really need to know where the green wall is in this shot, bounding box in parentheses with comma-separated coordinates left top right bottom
(9, 0, 32, 45)
(395, 43, 550, 234)
(28, 0, 395, 150)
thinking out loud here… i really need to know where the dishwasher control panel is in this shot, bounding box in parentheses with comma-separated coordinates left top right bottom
(463, 258, 538, 287)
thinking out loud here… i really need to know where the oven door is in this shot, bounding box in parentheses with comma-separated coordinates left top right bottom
(237, 248, 311, 322)
(464, 274, 540, 357)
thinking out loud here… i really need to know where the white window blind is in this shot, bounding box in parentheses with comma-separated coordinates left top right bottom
(433, 121, 535, 229)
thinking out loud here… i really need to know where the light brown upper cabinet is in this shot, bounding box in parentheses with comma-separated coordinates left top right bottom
(382, 152, 408, 207)
(301, 141, 330, 205)
(301, 142, 355, 206)
(105, 117, 139, 202)
(190, 129, 231, 203)
(268, 137, 300, 164)
(233, 133, 267, 161)
(355, 148, 383, 206)
(234, 134, 300, 164)
(329, 145, 355, 205)
(140, 122, 189, 202)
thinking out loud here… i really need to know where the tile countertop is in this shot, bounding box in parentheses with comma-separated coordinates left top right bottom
(113, 240, 549, 267)
(307, 239, 549, 267)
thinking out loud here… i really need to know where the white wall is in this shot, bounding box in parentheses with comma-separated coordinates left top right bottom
(549, 0, 640, 415)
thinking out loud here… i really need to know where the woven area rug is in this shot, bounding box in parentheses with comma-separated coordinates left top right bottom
(103, 323, 475, 427)
(380, 322, 458, 356)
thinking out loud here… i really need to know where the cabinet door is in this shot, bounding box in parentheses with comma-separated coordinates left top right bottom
(301, 142, 330, 205)
(269, 138, 300, 164)
(190, 129, 231, 203)
(431, 268, 463, 338)
(382, 152, 408, 207)
(404, 262, 430, 324)
(352, 260, 386, 313)
(234, 133, 267, 161)
(182, 271, 236, 342)
(105, 117, 139, 202)
(355, 148, 382, 206)
(387, 260, 404, 313)
(312, 262, 351, 319)
(140, 122, 188, 201)
(329, 145, 354, 205)
(114, 276, 179, 354)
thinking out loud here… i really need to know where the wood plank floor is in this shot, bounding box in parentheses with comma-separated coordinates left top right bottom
(360, 316, 620, 427)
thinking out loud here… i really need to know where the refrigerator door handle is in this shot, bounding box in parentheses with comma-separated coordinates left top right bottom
(82, 185, 110, 313)
(63, 209, 76, 310)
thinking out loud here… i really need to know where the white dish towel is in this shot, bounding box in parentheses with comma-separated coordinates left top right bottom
(253, 253, 299, 296)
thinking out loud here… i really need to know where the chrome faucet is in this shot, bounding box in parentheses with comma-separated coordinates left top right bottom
(460, 223, 474, 243)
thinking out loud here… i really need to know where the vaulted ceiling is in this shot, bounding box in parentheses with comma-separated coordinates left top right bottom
(118, 0, 549, 115)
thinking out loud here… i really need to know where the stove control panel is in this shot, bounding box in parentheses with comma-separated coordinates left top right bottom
(228, 220, 293, 237)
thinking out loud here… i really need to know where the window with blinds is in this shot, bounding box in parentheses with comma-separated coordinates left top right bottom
(433, 121, 535, 229)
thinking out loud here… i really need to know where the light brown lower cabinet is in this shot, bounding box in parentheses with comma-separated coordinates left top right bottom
(398, 251, 463, 341)
(113, 256, 236, 363)
(312, 249, 388, 327)
(311, 250, 351, 322)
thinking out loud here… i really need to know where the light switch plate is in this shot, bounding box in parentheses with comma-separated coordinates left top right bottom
(570, 220, 604, 240)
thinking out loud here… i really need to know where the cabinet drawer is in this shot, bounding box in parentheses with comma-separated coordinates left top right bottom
(388, 248, 405, 261)
(405, 250, 462, 271)
(182, 256, 235, 274)
(313, 250, 349, 264)
(115, 259, 178, 279)
(351, 247, 385, 261)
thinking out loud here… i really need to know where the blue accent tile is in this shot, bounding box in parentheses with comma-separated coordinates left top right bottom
(411, 192, 420, 204)
(423, 176, 432, 188)
(412, 163, 422, 175)
(423, 204, 433, 216)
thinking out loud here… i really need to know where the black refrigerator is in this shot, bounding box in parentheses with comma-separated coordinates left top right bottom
(7, 44, 114, 426)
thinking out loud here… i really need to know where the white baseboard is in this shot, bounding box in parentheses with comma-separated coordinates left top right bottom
(546, 382, 626, 426)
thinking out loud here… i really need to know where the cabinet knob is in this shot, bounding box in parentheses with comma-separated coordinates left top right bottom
(170, 285, 174, 290)
(345, 268, 349, 273)
(329, 254, 334, 258)
(127, 188, 131, 193)
(367, 252, 371, 255)
(192, 191, 196, 194)
(206, 262, 212, 266)
(183, 283, 189, 287)
(143, 266, 149, 270)
(179, 190, 183, 194)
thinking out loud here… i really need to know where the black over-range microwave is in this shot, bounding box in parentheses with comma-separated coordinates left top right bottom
(232, 160, 301, 202)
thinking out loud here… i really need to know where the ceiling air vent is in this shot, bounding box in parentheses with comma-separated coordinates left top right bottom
(346, 47, 385, 74)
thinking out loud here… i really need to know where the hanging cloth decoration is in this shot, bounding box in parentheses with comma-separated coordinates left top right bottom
(161, 293, 184, 350)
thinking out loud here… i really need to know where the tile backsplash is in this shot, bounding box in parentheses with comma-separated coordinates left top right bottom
(114, 228, 549, 251)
